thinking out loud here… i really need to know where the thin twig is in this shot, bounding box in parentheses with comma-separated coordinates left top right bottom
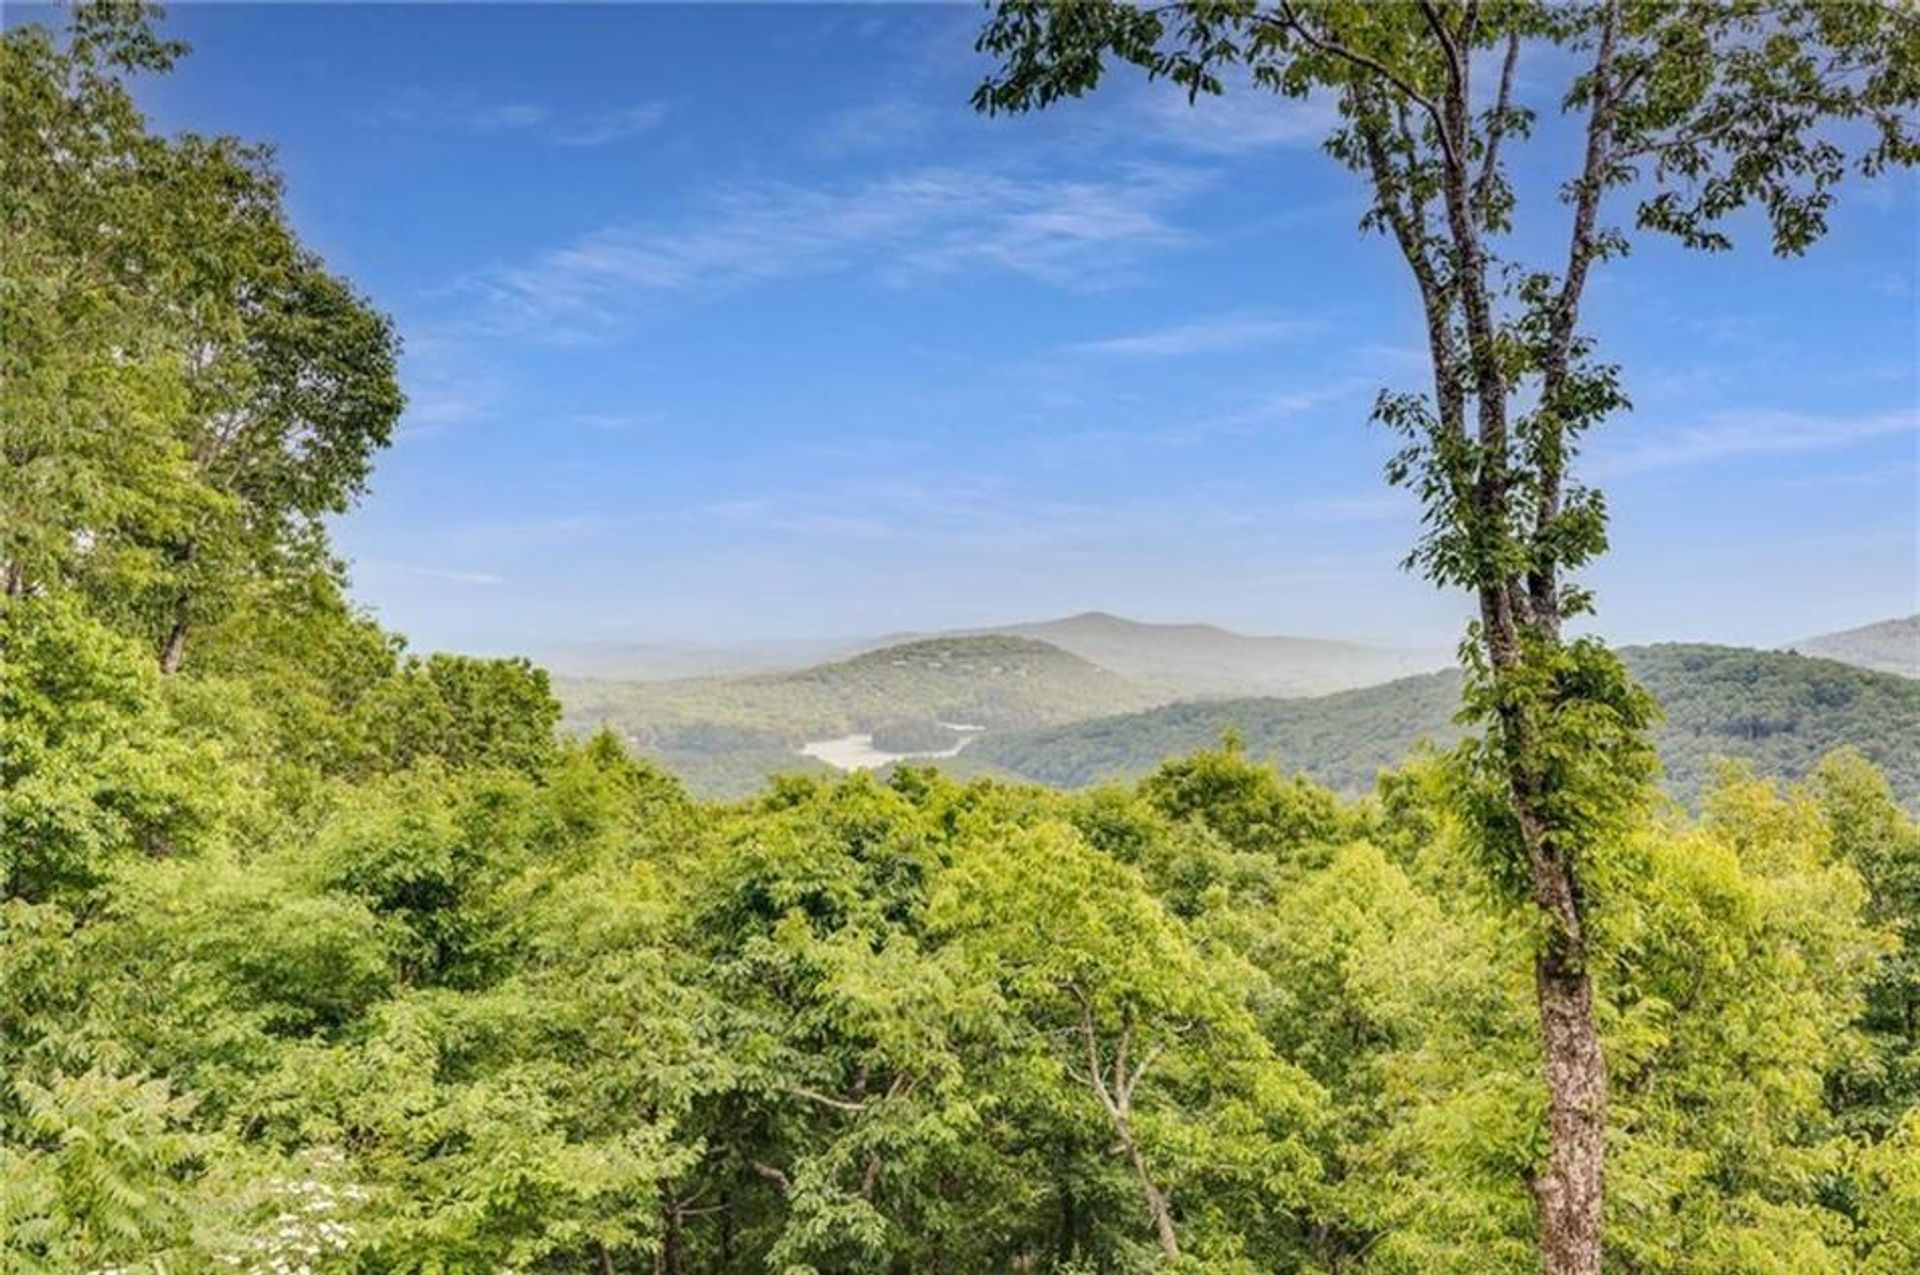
(1474, 29, 1522, 218)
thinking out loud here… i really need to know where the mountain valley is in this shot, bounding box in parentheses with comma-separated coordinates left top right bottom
(556, 614, 1920, 804)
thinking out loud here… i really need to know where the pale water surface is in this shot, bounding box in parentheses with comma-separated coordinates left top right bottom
(800, 724, 985, 771)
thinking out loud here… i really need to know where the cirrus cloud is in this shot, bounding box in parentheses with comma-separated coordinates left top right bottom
(458, 164, 1203, 340)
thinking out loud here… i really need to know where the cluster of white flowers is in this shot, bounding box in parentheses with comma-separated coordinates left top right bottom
(219, 1153, 370, 1275)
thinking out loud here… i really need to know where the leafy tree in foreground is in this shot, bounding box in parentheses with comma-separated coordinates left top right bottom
(0, 3, 402, 674)
(973, 3, 1920, 1270)
(141, 132, 402, 674)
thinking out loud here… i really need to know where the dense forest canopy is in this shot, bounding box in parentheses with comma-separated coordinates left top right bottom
(959, 643, 1920, 806)
(2, 6, 1918, 1273)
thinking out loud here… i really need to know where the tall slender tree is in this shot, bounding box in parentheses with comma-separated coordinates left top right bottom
(972, 4, 1920, 1270)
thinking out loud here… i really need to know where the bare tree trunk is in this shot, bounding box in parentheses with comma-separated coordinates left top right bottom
(1074, 995, 1179, 1261)
(158, 600, 190, 674)
(1506, 762, 1607, 1275)
(158, 537, 197, 674)
(654, 1199, 684, 1275)
(1123, 1133, 1181, 1262)
(1535, 936, 1605, 1275)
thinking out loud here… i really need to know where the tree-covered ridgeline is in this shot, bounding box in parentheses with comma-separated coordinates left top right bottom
(972, 4, 1920, 1268)
(957, 643, 1920, 808)
(2, 6, 1918, 1272)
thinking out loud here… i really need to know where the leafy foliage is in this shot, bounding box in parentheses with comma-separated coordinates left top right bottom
(4, 6, 1917, 1271)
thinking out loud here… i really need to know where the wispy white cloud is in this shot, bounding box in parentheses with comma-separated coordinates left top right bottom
(363, 90, 667, 147)
(1591, 407, 1919, 478)
(461, 165, 1200, 339)
(1870, 269, 1913, 299)
(358, 561, 505, 587)
(1069, 313, 1308, 358)
(395, 330, 511, 439)
(1138, 83, 1337, 155)
(554, 103, 672, 147)
(1773, 459, 1917, 490)
(401, 387, 494, 435)
(1024, 380, 1369, 462)
(1348, 342, 1433, 379)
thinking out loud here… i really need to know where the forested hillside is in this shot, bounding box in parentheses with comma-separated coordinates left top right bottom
(558, 630, 1920, 804)
(5, 9, 1920, 1274)
(962, 644, 1920, 807)
(557, 634, 1157, 795)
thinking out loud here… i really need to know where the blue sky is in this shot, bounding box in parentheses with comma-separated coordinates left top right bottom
(116, 3, 1918, 654)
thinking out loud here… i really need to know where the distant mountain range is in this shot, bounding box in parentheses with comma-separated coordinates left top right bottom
(1788, 615, 1918, 679)
(552, 613, 1919, 803)
(538, 611, 1441, 696)
(948, 611, 1439, 698)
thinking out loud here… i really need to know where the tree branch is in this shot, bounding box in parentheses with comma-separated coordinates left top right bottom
(1416, 0, 1464, 91)
(1126, 1041, 1167, 1104)
(1474, 28, 1522, 220)
(1532, 0, 1622, 626)
(1271, 1, 1460, 170)
(1615, 111, 1746, 163)
(1351, 81, 1466, 447)
(1077, 993, 1119, 1117)
(781, 1084, 870, 1114)
(749, 1161, 790, 1194)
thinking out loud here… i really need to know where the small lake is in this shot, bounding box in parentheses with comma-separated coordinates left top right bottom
(800, 724, 984, 771)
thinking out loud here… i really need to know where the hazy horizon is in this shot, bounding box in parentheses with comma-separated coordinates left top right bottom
(445, 606, 1913, 675)
(121, 4, 1918, 658)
